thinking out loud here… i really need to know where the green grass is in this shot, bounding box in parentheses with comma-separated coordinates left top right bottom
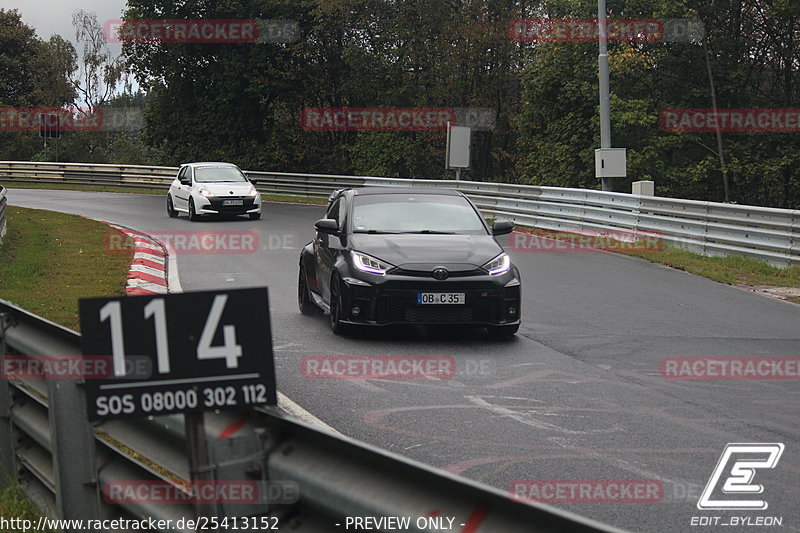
(514, 226, 800, 301)
(261, 193, 327, 205)
(0, 206, 133, 526)
(0, 206, 133, 331)
(0, 484, 54, 533)
(622, 244, 800, 303)
(620, 244, 800, 288)
(0, 181, 327, 205)
(0, 181, 165, 195)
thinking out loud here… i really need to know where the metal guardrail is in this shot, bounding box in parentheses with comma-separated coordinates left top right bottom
(1, 161, 798, 267)
(0, 298, 618, 533)
(0, 185, 7, 245)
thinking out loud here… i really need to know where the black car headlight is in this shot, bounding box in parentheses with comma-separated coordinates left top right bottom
(351, 251, 394, 276)
(482, 253, 511, 275)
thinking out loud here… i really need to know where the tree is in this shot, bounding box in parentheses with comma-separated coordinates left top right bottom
(121, 0, 316, 168)
(115, 0, 799, 205)
(512, 0, 800, 206)
(72, 9, 128, 109)
(0, 9, 77, 160)
(0, 9, 76, 107)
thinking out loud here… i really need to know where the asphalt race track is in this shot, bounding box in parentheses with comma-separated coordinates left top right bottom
(8, 189, 800, 533)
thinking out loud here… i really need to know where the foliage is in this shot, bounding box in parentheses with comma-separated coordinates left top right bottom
(2, 1, 800, 207)
(514, 0, 800, 207)
(0, 9, 78, 160)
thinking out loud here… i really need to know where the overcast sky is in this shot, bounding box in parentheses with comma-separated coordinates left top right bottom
(0, 0, 127, 51)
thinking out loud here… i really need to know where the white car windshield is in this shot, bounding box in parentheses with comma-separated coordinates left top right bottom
(194, 166, 247, 183)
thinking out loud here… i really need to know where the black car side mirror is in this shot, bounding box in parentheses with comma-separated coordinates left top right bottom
(492, 220, 514, 236)
(315, 218, 340, 235)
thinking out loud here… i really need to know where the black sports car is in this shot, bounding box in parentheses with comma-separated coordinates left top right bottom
(298, 187, 521, 336)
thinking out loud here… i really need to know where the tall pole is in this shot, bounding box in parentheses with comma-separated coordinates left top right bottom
(598, 0, 613, 192)
(703, 40, 730, 202)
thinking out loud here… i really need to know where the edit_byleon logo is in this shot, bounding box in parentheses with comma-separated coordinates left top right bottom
(697, 443, 784, 511)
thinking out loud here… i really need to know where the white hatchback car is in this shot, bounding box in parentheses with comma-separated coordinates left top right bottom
(167, 162, 262, 220)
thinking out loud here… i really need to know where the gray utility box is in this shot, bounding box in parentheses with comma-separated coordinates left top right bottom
(595, 148, 627, 178)
(632, 180, 655, 196)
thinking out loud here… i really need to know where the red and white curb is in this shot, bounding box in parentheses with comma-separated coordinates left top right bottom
(108, 224, 168, 296)
(102, 222, 335, 434)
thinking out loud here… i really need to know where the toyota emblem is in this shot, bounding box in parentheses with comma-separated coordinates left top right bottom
(433, 268, 449, 280)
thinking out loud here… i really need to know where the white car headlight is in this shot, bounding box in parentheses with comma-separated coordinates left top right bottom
(198, 187, 214, 198)
(482, 253, 511, 275)
(248, 186, 259, 197)
(352, 251, 394, 275)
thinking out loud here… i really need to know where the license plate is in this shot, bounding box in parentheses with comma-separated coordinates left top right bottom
(417, 292, 465, 305)
(223, 199, 244, 206)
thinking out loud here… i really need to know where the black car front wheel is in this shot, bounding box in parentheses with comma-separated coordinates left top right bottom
(167, 195, 178, 218)
(487, 324, 519, 338)
(188, 199, 199, 221)
(329, 274, 350, 336)
(298, 262, 320, 315)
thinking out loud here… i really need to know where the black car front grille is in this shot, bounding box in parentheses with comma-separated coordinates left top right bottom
(382, 290, 494, 323)
(208, 197, 255, 212)
(393, 268, 486, 278)
(404, 307, 473, 323)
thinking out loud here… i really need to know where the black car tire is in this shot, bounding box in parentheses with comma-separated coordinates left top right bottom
(249, 212, 261, 220)
(188, 198, 199, 221)
(487, 324, 519, 338)
(298, 262, 320, 315)
(167, 195, 178, 218)
(329, 274, 350, 335)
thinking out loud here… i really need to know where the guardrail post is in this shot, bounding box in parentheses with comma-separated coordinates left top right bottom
(0, 313, 18, 484)
(633, 189, 643, 235)
(702, 201, 711, 256)
(46, 375, 101, 524)
(0, 186, 7, 245)
(185, 412, 214, 518)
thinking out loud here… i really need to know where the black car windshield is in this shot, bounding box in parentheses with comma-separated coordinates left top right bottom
(194, 166, 248, 183)
(352, 194, 487, 234)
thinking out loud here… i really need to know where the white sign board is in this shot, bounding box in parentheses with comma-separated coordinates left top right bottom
(446, 125, 471, 169)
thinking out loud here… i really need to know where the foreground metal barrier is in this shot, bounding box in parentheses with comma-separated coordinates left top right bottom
(1, 161, 797, 266)
(0, 299, 619, 533)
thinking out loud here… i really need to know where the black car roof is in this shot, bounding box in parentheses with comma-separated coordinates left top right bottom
(350, 187, 462, 196)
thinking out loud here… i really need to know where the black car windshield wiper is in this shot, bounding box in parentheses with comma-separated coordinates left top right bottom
(395, 230, 456, 234)
(352, 229, 404, 234)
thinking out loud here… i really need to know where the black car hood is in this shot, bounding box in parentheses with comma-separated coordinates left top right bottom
(349, 233, 503, 268)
